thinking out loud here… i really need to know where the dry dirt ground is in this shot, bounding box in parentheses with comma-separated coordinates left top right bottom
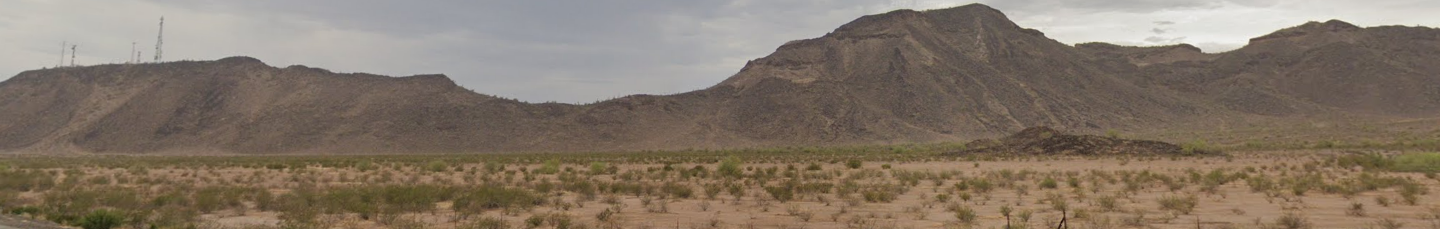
(1, 150, 1437, 229)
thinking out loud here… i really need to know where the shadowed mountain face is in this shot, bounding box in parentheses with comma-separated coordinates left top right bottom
(3, 4, 1439, 154)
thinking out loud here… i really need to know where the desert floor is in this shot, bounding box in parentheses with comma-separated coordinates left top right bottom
(1, 149, 1437, 229)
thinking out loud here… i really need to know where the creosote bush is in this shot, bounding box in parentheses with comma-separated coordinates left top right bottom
(718, 156, 743, 178)
(78, 209, 124, 229)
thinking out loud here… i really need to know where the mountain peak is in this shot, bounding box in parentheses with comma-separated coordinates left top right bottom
(216, 56, 265, 65)
(1249, 19, 1362, 43)
(824, 3, 1028, 41)
(922, 3, 1004, 16)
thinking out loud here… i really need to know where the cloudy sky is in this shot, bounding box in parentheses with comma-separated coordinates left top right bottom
(2, 0, 1437, 103)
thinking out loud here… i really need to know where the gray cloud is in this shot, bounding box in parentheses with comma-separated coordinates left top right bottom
(1144, 36, 1187, 43)
(2, 0, 1439, 102)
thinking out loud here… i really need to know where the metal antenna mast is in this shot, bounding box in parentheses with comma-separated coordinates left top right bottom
(70, 45, 77, 66)
(59, 41, 66, 67)
(154, 16, 164, 62)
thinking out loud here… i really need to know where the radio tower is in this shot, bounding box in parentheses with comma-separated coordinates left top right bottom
(58, 41, 66, 67)
(154, 16, 164, 62)
(70, 45, 77, 66)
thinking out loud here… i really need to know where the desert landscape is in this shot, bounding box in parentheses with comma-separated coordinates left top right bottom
(0, 127, 1436, 229)
(1, 2, 1439, 229)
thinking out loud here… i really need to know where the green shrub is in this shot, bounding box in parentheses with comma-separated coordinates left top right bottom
(453, 186, 543, 213)
(425, 160, 450, 172)
(1097, 195, 1119, 212)
(1039, 177, 1058, 189)
(845, 159, 863, 169)
(1157, 195, 1198, 215)
(78, 209, 125, 229)
(462, 216, 510, 229)
(861, 188, 898, 203)
(588, 162, 609, 175)
(0, 170, 56, 192)
(953, 205, 977, 224)
(1181, 139, 1212, 154)
(765, 186, 795, 202)
(7, 206, 39, 215)
(1390, 152, 1440, 173)
(718, 156, 743, 178)
(661, 182, 694, 199)
(537, 160, 561, 174)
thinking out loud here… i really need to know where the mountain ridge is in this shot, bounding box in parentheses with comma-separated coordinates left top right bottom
(3, 4, 1439, 154)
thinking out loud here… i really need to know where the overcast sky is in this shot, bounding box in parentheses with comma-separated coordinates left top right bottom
(3, 0, 1437, 103)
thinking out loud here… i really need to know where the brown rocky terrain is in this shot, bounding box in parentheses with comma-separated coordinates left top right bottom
(947, 126, 1194, 156)
(2, 4, 1439, 154)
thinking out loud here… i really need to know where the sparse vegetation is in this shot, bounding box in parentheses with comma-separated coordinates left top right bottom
(0, 145, 1430, 228)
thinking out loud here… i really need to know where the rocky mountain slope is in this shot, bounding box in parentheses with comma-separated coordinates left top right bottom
(2, 4, 1438, 154)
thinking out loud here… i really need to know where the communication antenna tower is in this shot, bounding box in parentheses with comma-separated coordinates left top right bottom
(58, 41, 66, 67)
(154, 16, 164, 62)
(70, 45, 77, 66)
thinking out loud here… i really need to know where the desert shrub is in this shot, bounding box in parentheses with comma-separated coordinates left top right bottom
(537, 160, 561, 174)
(1275, 212, 1312, 229)
(1247, 176, 1275, 193)
(193, 186, 256, 214)
(1336, 152, 1440, 173)
(78, 209, 125, 229)
(700, 183, 724, 199)
(1157, 195, 1197, 215)
(845, 159, 863, 169)
(43, 188, 144, 222)
(955, 178, 993, 193)
(453, 186, 543, 213)
(1336, 153, 1390, 170)
(1346, 202, 1365, 217)
(795, 182, 834, 195)
(278, 203, 322, 229)
(147, 205, 200, 229)
(717, 156, 743, 178)
(595, 208, 615, 221)
(526, 213, 574, 229)
(426, 160, 450, 172)
(0, 170, 56, 192)
(355, 160, 378, 171)
(765, 186, 795, 202)
(377, 185, 456, 212)
(661, 182, 694, 199)
(953, 205, 977, 224)
(1039, 177, 1058, 189)
(588, 162, 609, 175)
(1398, 181, 1427, 205)
(484, 161, 505, 173)
(1181, 139, 1213, 154)
(462, 216, 510, 229)
(860, 186, 900, 203)
(7, 206, 40, 215)
(1390, 152, 1440, 173)
(1097, 195, 1119, 212)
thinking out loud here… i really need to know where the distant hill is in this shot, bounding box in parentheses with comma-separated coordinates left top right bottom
(3, 4, 1438, 154)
